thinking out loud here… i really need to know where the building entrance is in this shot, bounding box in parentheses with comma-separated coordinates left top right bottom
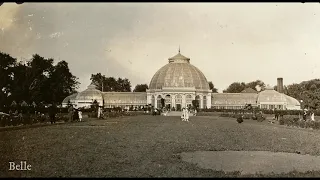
(176, 104, 181, 111)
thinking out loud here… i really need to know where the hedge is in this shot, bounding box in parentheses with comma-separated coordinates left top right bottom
(200, 109, 315, 116)
(280, 117, 320, 129)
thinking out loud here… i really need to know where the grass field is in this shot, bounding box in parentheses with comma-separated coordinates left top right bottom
(2, 115, 320, 177)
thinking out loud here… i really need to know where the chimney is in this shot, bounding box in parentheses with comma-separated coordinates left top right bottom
(277, 78, 283, 93)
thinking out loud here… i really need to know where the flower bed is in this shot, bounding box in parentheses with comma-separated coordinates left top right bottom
(0, 113, 70, 127)
(104, 111, 147, 119)
(219, 112, 266, 122)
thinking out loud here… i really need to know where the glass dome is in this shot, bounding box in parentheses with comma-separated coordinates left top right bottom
(75, 83, 103, 101)
(62, 93, 78, 104)
(149, 51, 210, 90)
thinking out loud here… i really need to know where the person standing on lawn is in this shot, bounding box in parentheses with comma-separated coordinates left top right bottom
(73, 107, 79, 121)
(78, 108, 83, 122)
(181, 108, 186, 121)
(310, 109, 315, 121)
(68, 105, 74, 122)
(185, 107, 190, 122)
(303, 108, 308, 121)
(48, 104, 57, 124)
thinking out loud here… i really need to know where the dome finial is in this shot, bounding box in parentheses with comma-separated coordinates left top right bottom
(178, 45, 180, 53)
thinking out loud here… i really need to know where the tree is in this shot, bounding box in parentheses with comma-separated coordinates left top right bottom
(46, 60, 79, 104)
(284, 79, 320, 110)
(223, 82, 246, 93)
(192, 100, 199, 109)
(274, 85, 288, 94)
(7, 53, 79, 106)
(116, 77, 131, 92)
(133, 84, 148, 92)
(90, 73, 131, 92)
(208, 81, 218, 93)
(245, 80, 265, 91)
(0, 52, 16, 108)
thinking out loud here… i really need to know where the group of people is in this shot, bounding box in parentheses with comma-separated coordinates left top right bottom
(302, 108, 315, 121)
(68, 105, 83, 122)
(181, 107, 190, 122)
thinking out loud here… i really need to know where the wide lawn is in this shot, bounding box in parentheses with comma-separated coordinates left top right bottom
(2, 115, 320, 177)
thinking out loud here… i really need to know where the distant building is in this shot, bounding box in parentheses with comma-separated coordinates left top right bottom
(62, 50, 300, 110)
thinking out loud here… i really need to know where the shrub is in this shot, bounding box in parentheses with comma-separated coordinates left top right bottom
(314, 122, 320, 129)
(237, 116, 243, 123)
(201, 108, 317, 116)
(279, 118, 285, 125)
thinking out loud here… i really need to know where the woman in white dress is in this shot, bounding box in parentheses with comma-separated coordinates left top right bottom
(311, 110, 315, 121)
(185, 108, 190, 122)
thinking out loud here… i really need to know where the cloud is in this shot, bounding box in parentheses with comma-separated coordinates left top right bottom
(0, 3, 21, 30)
(1, 3, 320, 92)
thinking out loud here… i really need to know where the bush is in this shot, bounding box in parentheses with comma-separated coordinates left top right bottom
(201, 108, 316, 116)
(237, 116, 243, 123)
(279, 118, 285, 125)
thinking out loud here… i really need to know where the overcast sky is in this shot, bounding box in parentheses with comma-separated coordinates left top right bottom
(1, 3, 320, 92)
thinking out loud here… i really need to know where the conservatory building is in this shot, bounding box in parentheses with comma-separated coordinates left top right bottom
(62, 50, 300, 111)
(146, 50, 212, 110)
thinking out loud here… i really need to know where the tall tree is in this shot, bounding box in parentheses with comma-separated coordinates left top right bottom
(223, 82, 246, 93)
(47, 60, 79, 104)
(116, 77, 131, 92)
(91, 73, 131, 92)
(208, 81, 218, 93)
(133, 84, 148, 92)
(0, 52, 16, 108)
(8, 54, 79, 106)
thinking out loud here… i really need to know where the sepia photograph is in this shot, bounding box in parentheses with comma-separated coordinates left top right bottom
(1, 2, 320, 178)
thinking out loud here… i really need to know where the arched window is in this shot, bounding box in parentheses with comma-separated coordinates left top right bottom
(186, 94, 193, 107)
(165, 95, 171, 104)
(203, 96, 207, 109)
(175, 95, 182, 104)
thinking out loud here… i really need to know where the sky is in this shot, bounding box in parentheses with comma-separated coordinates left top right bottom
(1, 3, 320, 92)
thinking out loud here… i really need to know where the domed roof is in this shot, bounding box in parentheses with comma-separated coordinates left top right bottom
(149, 50, 210, 90)
(62, 93, 78, 104)
(257, 89, 287, 103)
(75, 83, 103, 101)
(257, 88, 300, 106)
(283, 94, 300, 106)
(241, 88, 257, 93)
